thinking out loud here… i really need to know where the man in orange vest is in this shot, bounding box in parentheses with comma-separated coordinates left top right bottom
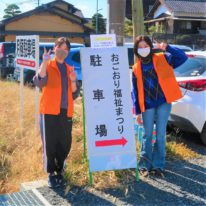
(33, 37, 79, 188)
(132, 35, 188, 177)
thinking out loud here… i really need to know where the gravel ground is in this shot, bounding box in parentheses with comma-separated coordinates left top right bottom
(38, 138, 206, 206)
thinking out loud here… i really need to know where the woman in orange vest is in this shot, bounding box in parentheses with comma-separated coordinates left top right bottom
(33, 37, 79, 188)
(132, 35, 188, 177)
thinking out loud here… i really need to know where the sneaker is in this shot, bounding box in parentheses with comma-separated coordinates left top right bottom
(48, 173, 59, 188)
(150, 168, 165, 177)
(56, 172, 67, 186)
(138, 168, 149, 177)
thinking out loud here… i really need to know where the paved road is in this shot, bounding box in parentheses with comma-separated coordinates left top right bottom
(38, 134, 206, 206)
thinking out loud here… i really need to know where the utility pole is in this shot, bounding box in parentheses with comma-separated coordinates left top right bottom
(132, 0, 144, 63)
(96, 0, 98, 34)
(132, 0, 144, 40)
(107, 0, 126, 46)
(38, 0, 40, 6)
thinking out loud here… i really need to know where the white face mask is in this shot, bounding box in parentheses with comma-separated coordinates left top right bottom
(55, 49, 68, 60)
(137, 47, 151, 58)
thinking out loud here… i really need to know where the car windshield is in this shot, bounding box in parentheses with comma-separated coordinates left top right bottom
(128, 48, 134, 67)
(4, 43, 16, 55)
(175, 57, 206, 77)
(71, 51, 80, 63)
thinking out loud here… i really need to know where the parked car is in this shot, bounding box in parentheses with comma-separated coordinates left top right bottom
(168, 51, 206, 145)
(13, 43, 84, 85)
(0, 42, 16, 78)
(153, 43, 193, 52)
(124, 43, 135, 69)
(167, 44, 193, 52)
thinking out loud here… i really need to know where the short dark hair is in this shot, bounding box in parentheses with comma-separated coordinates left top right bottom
(133, 35, 153, 57)
(55, 37, 70, 50)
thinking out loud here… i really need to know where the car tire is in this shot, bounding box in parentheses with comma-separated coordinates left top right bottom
(200, 123, 206, 146)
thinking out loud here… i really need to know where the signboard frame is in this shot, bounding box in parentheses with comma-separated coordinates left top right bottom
(16, 35, 39, 130)
(80, 45, 139, 185)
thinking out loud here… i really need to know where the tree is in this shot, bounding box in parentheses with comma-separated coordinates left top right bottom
(147, 24, 165, 35)
(124, 18, 133, 36)
(3, 4, 21, 19)
(91, 13, 106, 34)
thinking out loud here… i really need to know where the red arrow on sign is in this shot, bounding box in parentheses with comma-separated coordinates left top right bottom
(95, 137, 128, 147)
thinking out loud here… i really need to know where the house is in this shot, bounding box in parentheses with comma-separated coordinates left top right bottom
(0, 0, 93, 43)
(145, 0, 206, 35)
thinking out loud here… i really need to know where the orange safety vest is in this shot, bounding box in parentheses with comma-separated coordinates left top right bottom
(39, 59, 74, 117)
(132, 53, 182, 113)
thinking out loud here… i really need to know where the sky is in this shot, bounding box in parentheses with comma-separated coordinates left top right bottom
(0, 0, 107, 20)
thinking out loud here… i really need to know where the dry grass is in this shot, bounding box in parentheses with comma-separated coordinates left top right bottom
(0, 80, 46, 193)
(0, 80, 199, 194)
(166, 141, 198, 160)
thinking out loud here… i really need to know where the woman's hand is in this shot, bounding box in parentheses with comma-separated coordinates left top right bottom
(42, 47, 51, 63)
(154, 40, 168, 51)
(39, 48, 52, 78)
(70, 67, 77, 92)
(69, 66, 77, 82)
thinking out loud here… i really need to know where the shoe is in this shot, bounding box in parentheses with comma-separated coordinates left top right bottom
(48, 173, 59, 188)
(150, 168, 165, 177)
(138, 168, 149, 177)
(56, 172, 67, 186)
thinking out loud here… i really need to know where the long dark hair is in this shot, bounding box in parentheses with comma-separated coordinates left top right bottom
(133, 35, 153, 58)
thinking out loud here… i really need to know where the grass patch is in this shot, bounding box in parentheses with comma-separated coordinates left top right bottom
(166, 129, 199, 160)
(166, 141, 198, 160)
(0, 81, 46, 193)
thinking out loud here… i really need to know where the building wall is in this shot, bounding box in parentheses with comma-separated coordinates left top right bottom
(174, 20, 201, 34)
(4, 11, 86, 43)
(200, 21, 206, 29)
(5, 35, 16, 42)
(5, 35, 84, 43)
(5, 12, 84, 33)
(167, 19, 174, 34)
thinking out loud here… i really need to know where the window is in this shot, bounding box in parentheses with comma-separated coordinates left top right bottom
(127, 48, 134, 68)
(175, 58, 206, 77)
(180, 21, 191, 29)
(4, 43, 16, 55)
(186, 22, 191, 29)
(71, 52, 80, 63)
(39, 46, 53, 60)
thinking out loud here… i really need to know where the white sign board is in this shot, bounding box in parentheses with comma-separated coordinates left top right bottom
(90, 34, 116, 48)
(16, 35, 39, 71)
(16, 35, 39, 130)
(81, 47, 137, 172)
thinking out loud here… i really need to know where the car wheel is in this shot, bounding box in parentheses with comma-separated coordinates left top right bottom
(200, 123, 206, 146)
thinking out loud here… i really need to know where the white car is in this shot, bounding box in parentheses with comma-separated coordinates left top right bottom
(153, 43, 193, 52)
(169, 51, 206, 145)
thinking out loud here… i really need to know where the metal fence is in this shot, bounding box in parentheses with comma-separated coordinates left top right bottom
(152, 33, 206, 51)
